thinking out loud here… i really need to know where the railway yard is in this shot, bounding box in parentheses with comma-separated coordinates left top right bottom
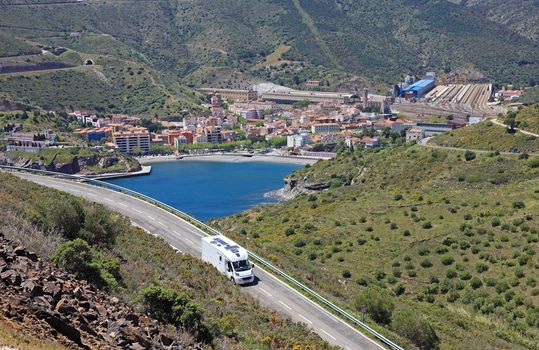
(393, 83, 505, 118)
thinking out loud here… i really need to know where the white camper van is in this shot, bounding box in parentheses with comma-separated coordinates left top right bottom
(201, 235, 255, 285)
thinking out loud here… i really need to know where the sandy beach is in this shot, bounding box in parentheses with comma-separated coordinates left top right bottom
(136, 153, 319, 165)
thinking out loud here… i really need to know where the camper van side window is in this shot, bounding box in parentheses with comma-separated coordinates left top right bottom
(219, 256, 222, 262)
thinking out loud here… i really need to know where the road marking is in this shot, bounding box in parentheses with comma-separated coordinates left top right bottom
(70, 189, 81, 194)
(320, 328, 337, 341)
(185, 238, 194, 245)
(105, 198, 114, 202)
(158, 221, 168, 229)
(147, 215, 156, 221)
(132, 208, 143, 214)
(118, 202, 128, 207)
(298, 313, 312, 324)
(87, 193, 97, 197)
(279, 300, 292, 310)
(259, 288, 273, 297)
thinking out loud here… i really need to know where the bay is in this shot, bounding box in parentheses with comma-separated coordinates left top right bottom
(105, 160, 302, 221)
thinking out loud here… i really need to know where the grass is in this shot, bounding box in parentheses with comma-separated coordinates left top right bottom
(213, 144, 539, 349)
(431, 120, 539, 153)
(0, 319, 69, 350)
(0, 173, 336, 349)
(512, 104, 539, 134)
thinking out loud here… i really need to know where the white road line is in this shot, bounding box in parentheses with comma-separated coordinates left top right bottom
(118, 202, 128, 207)
(320, 328, 337, 341)
(173, 231, 182, 236)
(70, 189, 81, 193)
(147, 215, 156, 221)
(158, 221, 168, 229)
(185, 238, 194, 245)
(105, 198, 114, 202)
(132, 208, 143, 214)
(87, 193, 97, 197)
(259, 288, 273, 297)
(298, 313, 313, 324)
(279, 300, 292, 310)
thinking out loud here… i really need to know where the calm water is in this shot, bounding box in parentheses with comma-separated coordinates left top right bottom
(105, 160, 302, 221)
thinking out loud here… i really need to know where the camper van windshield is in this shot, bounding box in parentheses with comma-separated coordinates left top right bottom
(232, 260, 251, 272)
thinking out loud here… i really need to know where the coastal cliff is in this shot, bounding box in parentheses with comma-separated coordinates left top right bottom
(1, 150, 141, 176)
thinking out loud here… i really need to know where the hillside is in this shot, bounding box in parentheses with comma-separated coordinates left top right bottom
(0, 0, 538, 112)
(0, 172, 335, 349)
(430, 120, 539, 153)
(214, 144, 539, 349)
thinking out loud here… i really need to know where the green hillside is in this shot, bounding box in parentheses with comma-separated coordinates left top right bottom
(0, 0, 538, 101)
(214, 145, 539, 349)
(431, 120, 539, 153)
(0, 173, 335, 349)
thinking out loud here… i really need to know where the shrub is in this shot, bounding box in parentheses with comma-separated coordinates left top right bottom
(285, 227, 295, 236)
(475, 263, 489, 273)
(52, 238, 120, 289)
(342, 270, 352, 278)
(140, 285, 214, 342)
(512, 201, 525, 209)
(435, 246, 448, 254)
(352, 285, 394, 325)
(422, 221, 433, 229)
(393, 194, 403, 201)
(393, 283, 405, 296)
(294, 239, 306, 247)
(441, 255, 455, 265)
(464, 150, 476, 161)
(420, 259, 433, 268)
(470, 277, 483, 289)
(391, 309, 440, 350)
(446, 269, 457, 279)
(28, 194, 85, 239)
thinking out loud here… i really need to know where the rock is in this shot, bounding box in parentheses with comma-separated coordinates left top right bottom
(43, 282, 62, 300)
(36, 309, 83, 346)
(55, 298, 77, 314)
(1, 270, 22, 286)
(22, 280, 43, 297)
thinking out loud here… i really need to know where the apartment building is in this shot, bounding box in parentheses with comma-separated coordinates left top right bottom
(311, 123, 340, 134)
(112, 127, 151, 154)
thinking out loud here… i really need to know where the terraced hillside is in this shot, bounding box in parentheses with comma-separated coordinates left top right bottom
(214, 144, 539, 349)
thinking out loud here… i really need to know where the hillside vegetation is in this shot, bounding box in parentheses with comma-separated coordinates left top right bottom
(0, 0, 538, 106)
(431, 121, 539, 153)
(214, 144, 539, 349)
(0, 173, 335, 349)
(510, 104, 539, 134)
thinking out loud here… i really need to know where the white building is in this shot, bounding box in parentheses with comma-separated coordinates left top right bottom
(112, 127, 151, 154)
(287, 133, 312, 148)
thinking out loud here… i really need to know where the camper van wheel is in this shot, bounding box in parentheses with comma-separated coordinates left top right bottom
(230, 277, 236, 285)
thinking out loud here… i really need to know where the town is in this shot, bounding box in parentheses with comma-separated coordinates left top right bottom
(4, 72, 528, 163)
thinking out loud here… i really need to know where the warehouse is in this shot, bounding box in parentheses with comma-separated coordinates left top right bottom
(401, 78, 435, 98)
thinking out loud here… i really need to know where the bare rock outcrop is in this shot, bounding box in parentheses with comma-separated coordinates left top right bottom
(0, 231, 188, 349)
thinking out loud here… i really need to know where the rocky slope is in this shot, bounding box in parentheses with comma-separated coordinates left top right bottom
(0, 231, 187, 349)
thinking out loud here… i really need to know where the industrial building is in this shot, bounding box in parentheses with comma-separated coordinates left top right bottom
(199, 88, 258, 102)
(401, 78, 435, 98)
(261, 90, 355, 104)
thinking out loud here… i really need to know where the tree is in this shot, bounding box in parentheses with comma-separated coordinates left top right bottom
(352, 285, 394, 324)
(391, 309, 440, 350)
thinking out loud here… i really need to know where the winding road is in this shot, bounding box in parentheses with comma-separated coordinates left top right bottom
(13, 172, 385, 350)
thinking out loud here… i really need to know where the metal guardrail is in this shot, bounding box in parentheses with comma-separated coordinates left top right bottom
(0, 165, 403, 350)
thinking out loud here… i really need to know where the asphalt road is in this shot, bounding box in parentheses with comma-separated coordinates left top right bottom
(15, 173, 385, 350)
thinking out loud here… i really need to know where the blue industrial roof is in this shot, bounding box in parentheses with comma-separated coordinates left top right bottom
(402, 78, 434, 92)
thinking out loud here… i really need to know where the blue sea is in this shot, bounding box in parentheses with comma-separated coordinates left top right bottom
(105, 160, 302, 221)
